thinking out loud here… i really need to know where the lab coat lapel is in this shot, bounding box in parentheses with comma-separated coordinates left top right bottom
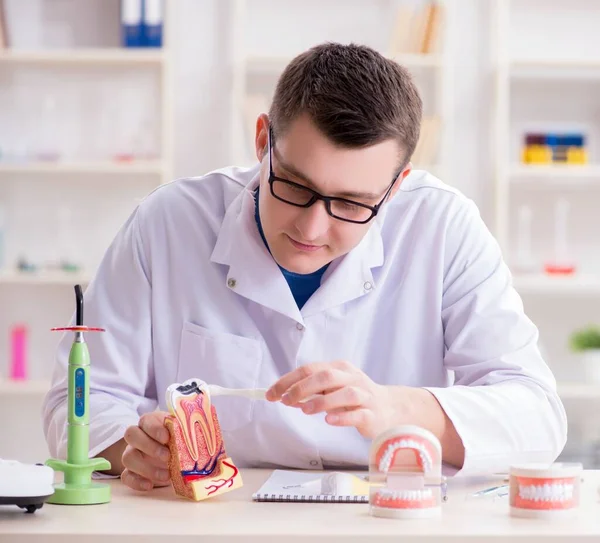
(300, 218, 385, 317)
(210, 184, 303, 323)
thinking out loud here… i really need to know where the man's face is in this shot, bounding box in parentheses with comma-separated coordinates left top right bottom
(255, 114, 409, 275)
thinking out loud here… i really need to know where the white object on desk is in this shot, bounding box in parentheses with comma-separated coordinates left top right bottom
(252, 469, 369, 502)
(0, 459, 54, 514)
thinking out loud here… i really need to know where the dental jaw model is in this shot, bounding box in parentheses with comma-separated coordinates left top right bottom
(165, 378, 243, 501)
(509, 462, 582, 519)
(369, 425, 446, 519)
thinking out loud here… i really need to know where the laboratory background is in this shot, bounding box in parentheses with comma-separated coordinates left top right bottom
(0, 0, 599, 468)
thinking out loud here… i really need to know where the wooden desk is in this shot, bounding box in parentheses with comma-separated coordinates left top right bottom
(1, 469, 599, 542)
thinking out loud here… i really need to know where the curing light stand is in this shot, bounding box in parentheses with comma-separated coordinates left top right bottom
(45, 284, 111, 505)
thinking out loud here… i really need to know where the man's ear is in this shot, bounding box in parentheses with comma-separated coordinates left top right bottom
(389, 162, 412, 200)
(254, 113, 270, 162)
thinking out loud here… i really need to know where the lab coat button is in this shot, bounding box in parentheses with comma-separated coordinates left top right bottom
(310, 460, 319, 466)
(296, 323, 305, 331)
(363, 281, 373, 291)
(227, 278, 237, 288)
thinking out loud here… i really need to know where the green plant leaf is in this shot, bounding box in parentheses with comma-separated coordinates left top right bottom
(569, 326, 600, 352)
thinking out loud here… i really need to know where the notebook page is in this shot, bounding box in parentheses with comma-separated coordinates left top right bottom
(252, 470, 370, 502)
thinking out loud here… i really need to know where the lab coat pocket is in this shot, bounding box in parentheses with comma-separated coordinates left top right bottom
(176, 321, 263, 433)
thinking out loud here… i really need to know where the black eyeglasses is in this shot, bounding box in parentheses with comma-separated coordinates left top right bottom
(267, 127, 400, 224)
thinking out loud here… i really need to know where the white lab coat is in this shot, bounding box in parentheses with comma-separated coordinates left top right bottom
(42, 164, 567, 475)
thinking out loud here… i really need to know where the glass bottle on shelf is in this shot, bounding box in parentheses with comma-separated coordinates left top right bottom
(544, 198, 577, 276)
(513, 204, 537, 274)
(36, 94, 61, 162)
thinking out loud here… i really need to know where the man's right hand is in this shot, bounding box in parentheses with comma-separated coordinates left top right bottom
(121, 411, 172, 491)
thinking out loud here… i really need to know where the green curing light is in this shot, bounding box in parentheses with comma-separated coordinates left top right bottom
(45, 284, 111, 505)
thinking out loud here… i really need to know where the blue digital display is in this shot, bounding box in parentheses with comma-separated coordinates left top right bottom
(75, 368, 85, 417)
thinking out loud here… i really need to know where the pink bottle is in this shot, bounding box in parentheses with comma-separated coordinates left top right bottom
(10, 324, 28, 380)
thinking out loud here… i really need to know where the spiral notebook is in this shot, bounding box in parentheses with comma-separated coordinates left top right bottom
(252, 469, 370, 503)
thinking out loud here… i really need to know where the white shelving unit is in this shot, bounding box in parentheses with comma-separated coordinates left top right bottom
(491, 0, 600, 467)
(0, 1, 174, 400)
(492, 0, 600, 294)
(228, 0, 455, 184)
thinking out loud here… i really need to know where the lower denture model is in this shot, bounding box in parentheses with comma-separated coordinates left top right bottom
(509, 462, 582, 518)
(368, 425, 447, 519)
(164, 378, 243, 501)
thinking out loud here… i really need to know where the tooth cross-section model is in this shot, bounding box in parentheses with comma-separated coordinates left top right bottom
(368, 425, 446, 519)
(164, 378, 243, 501)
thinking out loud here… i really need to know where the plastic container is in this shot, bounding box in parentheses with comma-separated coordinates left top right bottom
(9, 324, 28, 381)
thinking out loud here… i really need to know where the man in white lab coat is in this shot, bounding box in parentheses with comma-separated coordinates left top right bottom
(42, 43, 567, 492)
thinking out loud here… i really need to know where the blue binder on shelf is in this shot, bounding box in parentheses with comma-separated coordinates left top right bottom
(121, 0, 143, 47)
(143, 0, 163, 48)
(121, 0, 163, 48)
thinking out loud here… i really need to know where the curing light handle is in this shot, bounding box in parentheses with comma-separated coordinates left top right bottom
(45, 284, 111, 505)
(66, 333, 90, 469)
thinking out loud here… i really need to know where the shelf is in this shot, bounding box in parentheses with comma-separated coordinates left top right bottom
(0, 271, 92, 286)
(245, 53, 441, 73)
(513, 273, 600, 294)
(509, 59, 600, 80)
(0, 159, 164, 175)
(510, 164, 600, 183)
(558, 382, 600, 400)
(0, 380, 51, 396)
(0, 48, 165, 66)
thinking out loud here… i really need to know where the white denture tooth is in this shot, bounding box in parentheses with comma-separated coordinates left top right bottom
(518, 483, 574, 503)
(565, 484, 574, 499)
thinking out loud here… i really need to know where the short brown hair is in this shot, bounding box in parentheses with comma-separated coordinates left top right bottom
(269, 42, 423, 167)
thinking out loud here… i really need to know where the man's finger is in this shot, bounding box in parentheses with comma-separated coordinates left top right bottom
(122, 446, 171, 485)
(300, 386, 369, 414)
(138, 412, 170, 445)
(325, 407, 374, 429)
(124, 425, 170, 464)
(121, 468, 153, 492)
(284, 369, 355, 405)
(266, 360, 353, 401)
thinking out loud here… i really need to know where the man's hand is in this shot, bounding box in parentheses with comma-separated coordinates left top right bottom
(265, 360, 396, 439)
(121, 411, 172, 492)
(266, 360, 466, 468)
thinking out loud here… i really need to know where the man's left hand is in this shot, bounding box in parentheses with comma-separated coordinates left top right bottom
(265, 360, 397, 439)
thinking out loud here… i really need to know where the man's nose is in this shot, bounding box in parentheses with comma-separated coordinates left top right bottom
(295, 200, 330, 242)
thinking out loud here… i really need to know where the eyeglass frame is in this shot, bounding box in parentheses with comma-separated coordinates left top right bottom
(267, 126, 402, 224)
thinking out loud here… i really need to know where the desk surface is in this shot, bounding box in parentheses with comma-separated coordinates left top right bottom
(1, 469, 599, 543)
